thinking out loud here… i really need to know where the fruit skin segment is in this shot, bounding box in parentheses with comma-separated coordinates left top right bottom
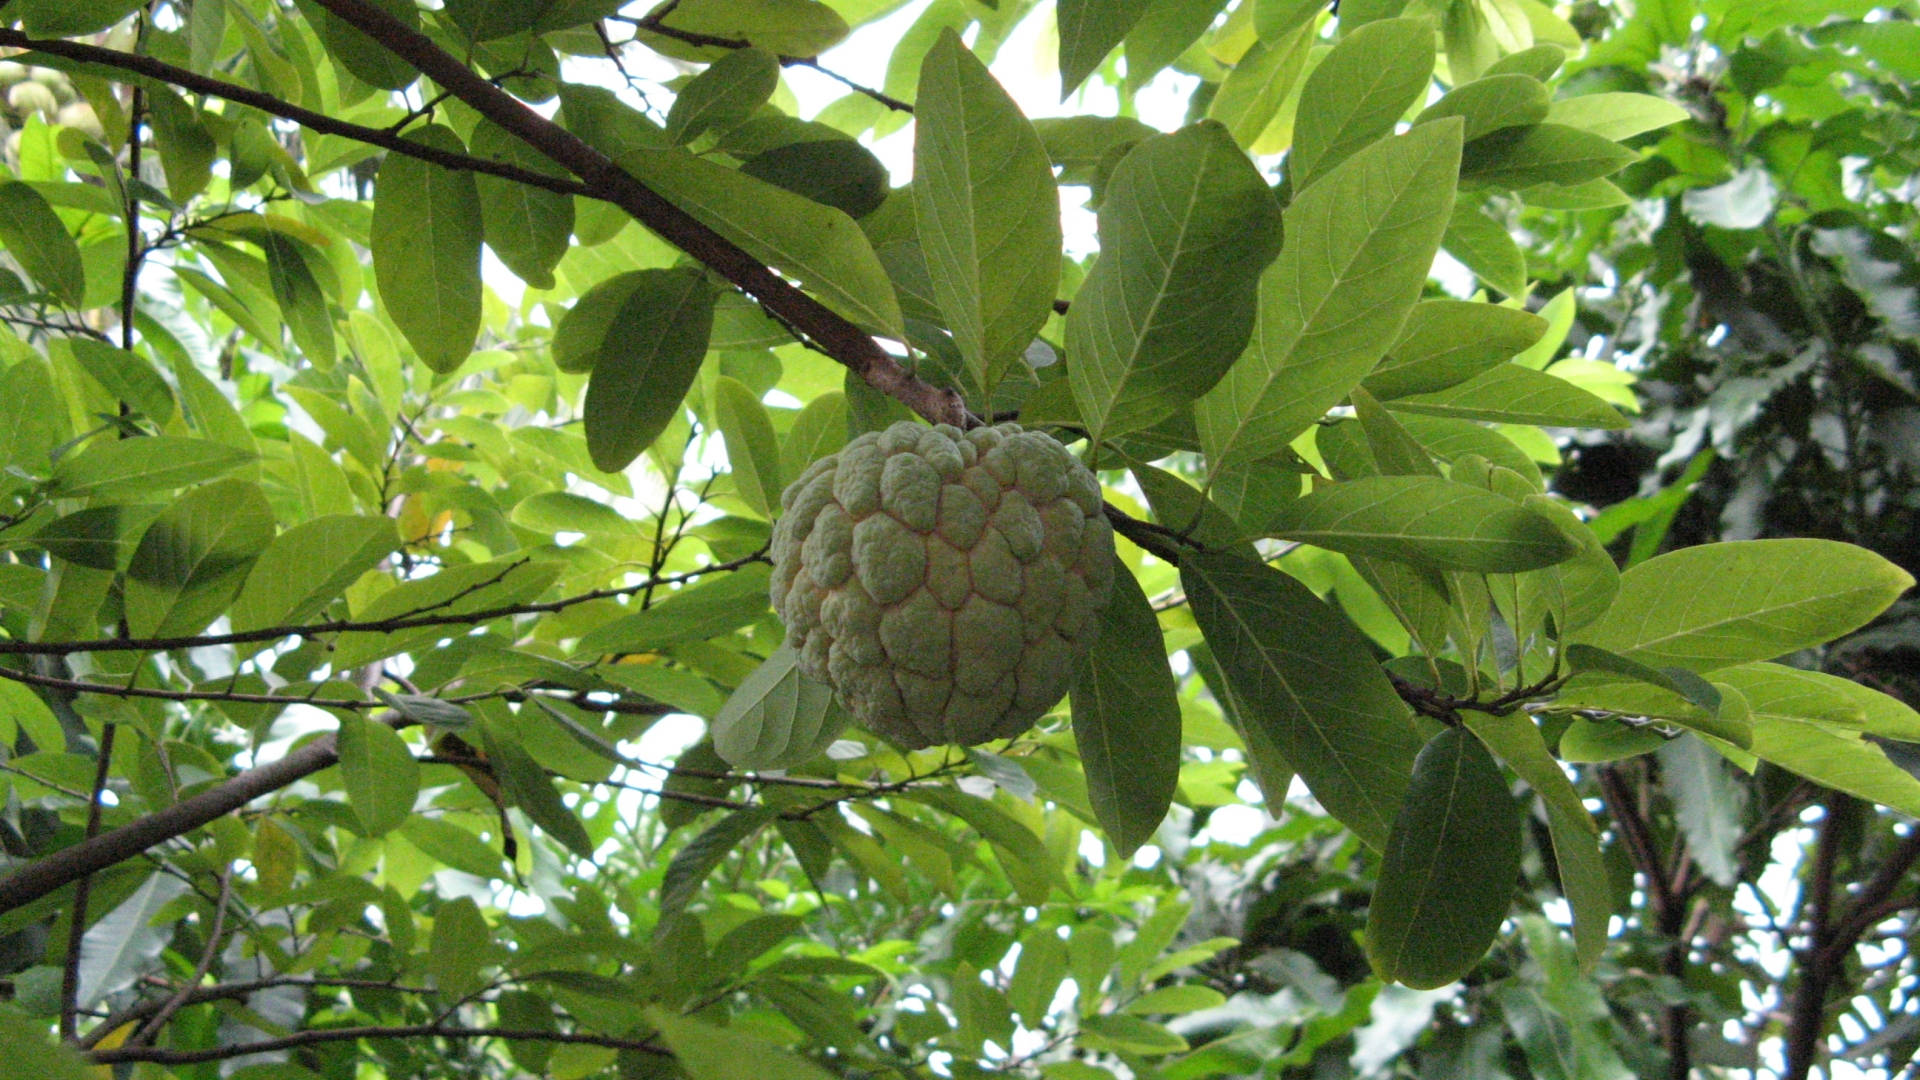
(770, 421, 1116, 749)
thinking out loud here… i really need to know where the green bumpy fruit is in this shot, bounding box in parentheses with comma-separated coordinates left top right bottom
(770, 421, 1115, 749)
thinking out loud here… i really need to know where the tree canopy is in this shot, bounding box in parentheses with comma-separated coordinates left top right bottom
(1, 1, 1918, 1078)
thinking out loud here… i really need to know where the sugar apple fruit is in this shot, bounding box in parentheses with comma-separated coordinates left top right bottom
(769, 421, 1115, 749)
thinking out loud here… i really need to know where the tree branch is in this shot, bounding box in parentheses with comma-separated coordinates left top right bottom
(0, 548, 770, 657)
(0, 715, 404, 916)
(309, 0, 967, 428)
(88, 1024, 669, 1066)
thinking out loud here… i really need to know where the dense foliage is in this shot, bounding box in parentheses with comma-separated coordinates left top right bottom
(0, 1, 1916, 1079)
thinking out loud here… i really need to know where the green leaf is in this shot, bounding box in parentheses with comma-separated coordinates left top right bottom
(0, 1006, 94, 1080)
(635, 0, 850, 62)
(1058, 0, 1151, 98)
(231, 515, 400, 633)
(650, 1009, 838, 1080)
(668, 47, 781, 145)
(1125, 0, 1230, 91)
(1442, 198, 1528, 298)
(477, 709, 597, 858)
(472, 120, 575, 290)
(1071, 557, 1180, 857)
(123, 478, 276, 639)
(1079, 1014, 1190, 1055)
(306, 0, 422, 89)
(1196, 121, 1462, 474)
(1657, 734, 1746, 887)
(1513, 495, 1620, 636)
(1415, 73, 1551, 142)
(711, 643, 846, 770)
(1290, 17, 1437, 188)
(9, 0, 143, 34)
(1205, 29, 1312, 150)
(0, 181, 84, 305)
(1544, 92, 1688, 141)
(660, 807, 777, 925)
(1271, 475, 1577, 572)
(67, 340, 176, 424)
(713, 375, 785, 518)
(618, 148, 903, 338)
(583, 268, 718, 473)
(372, 124, 484, 373)
(574, 565, 773, 656)
(739, 139, 888, 218)
(259, 232, 336, 367)
(1363, 301, 1548, 399)
(906, 788, 1059, 904)
(1181, 552, 1421, 850)
(914, 30, 1062, 397)
(1367, 725, 1523, 989)
(398, 816, 508, 879)
(1565, 643, 1722, 715)
(1462, 712, 1610, 970)
(1066, 122, 1283, 443)
(1384, 363, 1627, 428)
(428, 896, 493, 999)
(146, 86, 217, 203)
(336, 715, 420, 836)
(1460, 123, 1639, 189)
(0, 357, 61, 484)
(1572, 539, 1914, 673)
(1711, 662, 1920, 742)
(1698, 681, 1920, 817)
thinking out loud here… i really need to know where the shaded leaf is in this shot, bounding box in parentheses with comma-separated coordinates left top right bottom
(1071, 557, 1180, 857)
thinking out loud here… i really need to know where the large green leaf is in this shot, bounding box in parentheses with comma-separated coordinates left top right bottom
(713, 375, 785, 518)
(1711, 662, 1920, 741)
(124, 478, 276, 639)
(667, 47, 781, 145)
(1058, 0, 1151, 98)
(68, 340, 176, 424)
(258, 232, 336, 367)
(1366, 725, 1523, 989)
(619, 148, 903, 338)
(1573, 539, 1914, 672)
(583, 268, 718, 473)
(1290, 17, 1437, 188)
(1071, 556, 1180, 858)
(1442, 198, 1529, 298)
(48, 436, 254, 500)
(337, 715, 420, 836)
(0, 181, 84, 305)
(1205, 28, 1312, 149)
(1463, 712, 1610, 970)
(477, 708, 597, 858)
(1196, 120, 1462, 474)
(231, 515, 401, 633)
(1362, 301, 1548, 399)
(907, 789, 1058, 904)
(913, 30, 1061, 397)
(1415, 73, 1551, 141)
(660, 807, 778, 924)
(1124, 0, 1230, 91)
(650, 1009, 838, 1080)
(574, 565, 774, 657)
(711, 643, 846, 770)
(1181, 552, 1421, 850)
(1706, 704, 1920, 817)
(428, 896, 494, 999)
(472, 120, 575, 290)
(371, 124, 484, 373)
(1544, 92, 1688, 141)
(1270, 475, 1577, 572)
(1384, 363, 1627, 428)
(1460, 123, 1639, 189)
(635, 0, 850, 62)
(1066, 122, 1282, 444)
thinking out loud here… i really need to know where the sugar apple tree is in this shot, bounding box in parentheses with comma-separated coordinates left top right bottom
(0, 2, 1917, 1078)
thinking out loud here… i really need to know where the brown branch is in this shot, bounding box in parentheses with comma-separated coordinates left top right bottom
(618, 11, 915, 113)
(88, 1024, 669, 1066)
(310, 0, 965, 427)
(59, 719, 118, 1041)
(0, 548, 770, 657)
(0, 30, 590, 197)
(82, 977, 434, 1048)
(0, 715, 406, 917)
(1782, 796, 1849, 1080)
(132, 865, 232, 1046)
